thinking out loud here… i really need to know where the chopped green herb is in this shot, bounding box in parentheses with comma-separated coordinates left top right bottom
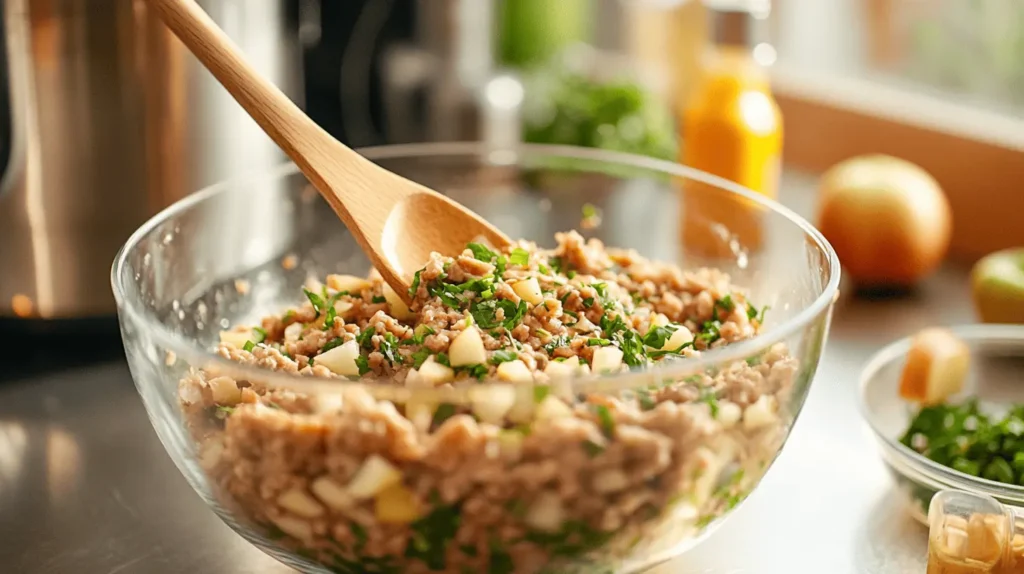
(457, 364, 488, 381)
(251, 326, 267, 343)
(242, 340, 256, 352)
(582, 203, 600, 220)
(371, 295, 387, 304)
(435, 353, 451, 367)
(586, 338, 612, 346)
(324, 302, 338, 328)
(432, 403, 457, 426)
(404, 495, 462, 570)
(642, 325, 676, 349)
(467, 242, 498, 262)
(408, 269, 423, 299)
(470, 299, 527, 330)
(712, 294, 735, 321)
(488, 538, 515, 574)
(538, 264, 550, 275)
(356, 327, 375, 350)
(303, 288, 327, 317)
(699, 386, 720, 417)
(593, 404, 616, 437)
(355, 355, 371, 375)
(379, 333, 403, 366)
(582, 439, 605, 457)
(533, 385, 550, 403)
(494, 255, 507, 277)
(509, 248, 530, 266)
(489, 349, 519, 365)
(216, 405, 235, 415)
(322, 337, 345, 352)
(582, 297, 595, 308)
(563, 310, 579, 319)
(591, 282, 608, 298)
(566, 270, 577, 280)
(543, 335, 571, 355)
(548, 257, 563, 274)
(637, 390, 658, 411)
(410, 348, 433, 369)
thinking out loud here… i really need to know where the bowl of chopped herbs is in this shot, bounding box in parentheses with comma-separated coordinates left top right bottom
(860, 324, 1024, 524)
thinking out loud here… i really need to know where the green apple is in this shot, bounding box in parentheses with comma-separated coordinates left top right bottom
(971, 247, 1024, 324)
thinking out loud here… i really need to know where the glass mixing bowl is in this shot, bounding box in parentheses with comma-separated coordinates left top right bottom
(112, 143, 839, 574)
(860, 324, 1024, 526)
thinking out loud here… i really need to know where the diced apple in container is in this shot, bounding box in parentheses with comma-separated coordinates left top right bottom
(525, 491, 565, 532)
(375, 483, 421, 524)
(535, 395, 573, 421)
(506, 385, 536, 424)
(383, 283, 415, 320)
(660, 325, 694, 351)
(277, 487, 325, 518)
(469, 385, 517, 424)
(284, 322, 304, 343)
(346, 454, 403, 499)
(497, 359, 533, 383)
(449, 327, 487, 367)
(591, 346, 624, 374)
(327, 274, 372, 293)
(512, 277, 543, 305)
(310, 476, 354, 511)
(898, 327, 970, 405)
(497, 430, 525, 461)
(416, 356, 455, 386)
(219, 330, 252, 349)
(208, 376, 242, 404)
(315, 340, 361, 376)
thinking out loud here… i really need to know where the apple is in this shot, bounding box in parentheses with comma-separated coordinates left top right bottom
(971, 247, 1024, 324)
(816, 155, 951, 288)
(898, 328, 970, 405)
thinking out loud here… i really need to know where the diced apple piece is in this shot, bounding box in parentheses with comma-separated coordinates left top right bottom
(535, 395, 573, 421)
(346, 455, 403, 499)
(315, 340, 361, 376)
(660, 325, 694, 351)
(284, 322, 304, 343)
(416, 356, 455, 386)
(333, 299, 354, 317)
(383, 283, 415, 321)
(208, 376, 241, 404)
(544, 356, 580, 380)
(270, 514, 313, 541)
(304, 276, 324, 293)
(469, 385, 517, 424)
(497, 430, 525, 461)
(717, 400, 742, 428)
(524, 491, 565, 532)
(310, 476, 354, 511)
(742, 395, 778, 430)
(512, 277, 543, 305)
(449, 327, 487, 367)
(591, 469, 630, 494)
(375, 483, 421, 524)
(327, 274, 372, 293)
(591, 346, 624, 374)
(506, 385, 536, 424)
(277, 487, 325, 518)
(898, 327, 971, 405)
(496, 359, 533, 383)
(218, 330, 252, 349)
(651, 313, 670, 328)
(405, 398, 438, 432)
(367, 268, 383, 282)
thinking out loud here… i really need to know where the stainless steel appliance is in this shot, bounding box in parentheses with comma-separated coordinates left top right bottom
(0, 0, 302, 321)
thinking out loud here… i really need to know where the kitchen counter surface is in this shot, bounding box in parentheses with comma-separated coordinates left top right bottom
(0, 171, 975, 573)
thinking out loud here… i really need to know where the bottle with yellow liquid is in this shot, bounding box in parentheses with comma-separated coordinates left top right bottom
(680, 1, 781, 258)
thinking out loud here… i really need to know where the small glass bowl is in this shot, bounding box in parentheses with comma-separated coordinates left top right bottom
(860, 324, 1024, 525)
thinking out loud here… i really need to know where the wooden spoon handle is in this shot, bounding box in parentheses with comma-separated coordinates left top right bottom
(144, 0, 372, 200)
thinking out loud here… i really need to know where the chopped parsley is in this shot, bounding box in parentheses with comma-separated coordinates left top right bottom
(371, 295, 387, 304)
(321, 337, 345, 352)
(582, 439, 605, 457)
(533, 385, 550, 403)
(637, 390, 658, 411)
(251, 327, 267, 344)
(509, 248, 530, 266)
(303, 287, 326, 317)
(543, 334, 571, 354)
(470, 299, 527, 330)
(379, 333, 403, 366)
(435, 353, 451, 367)
(582, 297, 595, 308)
(432, 403, 457, 426)
(593, 404, 616, 437)
(489, 349, 520, 365)
(747, 303, 770, 324)
(404, 494, 462, 570)
(699, 386, 720, 417)
(642, 325, 676, 349)
(324, 302, 338, 328)
(582, 203, 600, 220)
(457, 363, 488, 380)
(408, 269, 423, 299)
(242, 340, 256, 352)
(587, 338, 612, 346)
(467, 242, 498, 262)
(355, 355, 371, 375)
(356, 327, 375, 350)
(712, 294, 735, 321)
(410, 348, 433, 369)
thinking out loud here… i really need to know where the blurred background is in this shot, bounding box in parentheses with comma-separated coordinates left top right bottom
(2, 0, 1022, 337)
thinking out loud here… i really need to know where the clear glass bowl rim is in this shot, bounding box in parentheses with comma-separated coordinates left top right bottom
(858, 323, 1024, 500)
(111, 141, 841, 396)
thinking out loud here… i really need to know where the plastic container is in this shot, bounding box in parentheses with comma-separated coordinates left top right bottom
(928, 489, 1024, 573)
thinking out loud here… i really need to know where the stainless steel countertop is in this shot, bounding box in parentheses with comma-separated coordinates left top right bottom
(0, 172, 976, 573)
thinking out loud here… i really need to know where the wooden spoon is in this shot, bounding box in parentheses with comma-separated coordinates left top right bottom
(145, 0, 511, 303)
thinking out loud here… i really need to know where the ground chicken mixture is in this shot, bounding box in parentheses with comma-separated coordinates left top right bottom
(179, 231, 799, 574)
